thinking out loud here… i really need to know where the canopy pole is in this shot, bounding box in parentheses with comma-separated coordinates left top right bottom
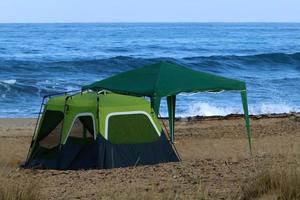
(167, 95, 176, 143)
(241, 90, 252, 154)
(151, 96, 161, 116)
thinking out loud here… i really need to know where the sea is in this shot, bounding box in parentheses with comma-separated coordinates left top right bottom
(1, 23, 300, 118)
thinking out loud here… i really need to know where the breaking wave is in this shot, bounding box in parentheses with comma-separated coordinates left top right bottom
(177, 102, 299, 117)
(1, 53, 300, 117)
(0, 79, 16, 85)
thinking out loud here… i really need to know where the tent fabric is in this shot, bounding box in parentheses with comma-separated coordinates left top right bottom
(83, 62, 252, 151)
(108, 114, 160, 144)
(31, 92, 162, 143)
(83, 62, 246, 97)
(24, 133, 179, 170)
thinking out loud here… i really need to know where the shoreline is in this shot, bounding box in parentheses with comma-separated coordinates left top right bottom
(1, 112, 300, 121)
(1, 112, 299, 138)
(174, 112, 300, 121)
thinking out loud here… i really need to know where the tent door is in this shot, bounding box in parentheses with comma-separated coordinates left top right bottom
(64, 114, 96, 145)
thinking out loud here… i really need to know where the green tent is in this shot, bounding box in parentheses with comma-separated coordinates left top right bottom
(83, 62, 252, 151)
(25, 92, 179, 169)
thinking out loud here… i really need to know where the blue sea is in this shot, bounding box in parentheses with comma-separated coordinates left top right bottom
(1, 23, 300, 118)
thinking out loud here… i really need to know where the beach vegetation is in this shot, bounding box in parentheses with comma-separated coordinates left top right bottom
(237, 163, 300, 200)
(0, 165, 40, 200)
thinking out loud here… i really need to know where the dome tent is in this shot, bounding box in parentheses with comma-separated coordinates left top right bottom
(24, 92, 179, 169)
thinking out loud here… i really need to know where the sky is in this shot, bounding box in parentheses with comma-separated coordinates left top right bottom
(1, 0, 300, 23)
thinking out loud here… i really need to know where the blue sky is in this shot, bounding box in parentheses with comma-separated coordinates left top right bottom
(1, 0, 300, 23)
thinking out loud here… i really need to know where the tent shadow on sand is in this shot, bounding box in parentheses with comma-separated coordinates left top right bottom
(24, 61, 252, 170)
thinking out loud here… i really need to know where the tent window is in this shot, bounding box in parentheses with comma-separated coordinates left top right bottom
(108, 113, 159, 144)
(38, 110, 64, 149)
(67, 116, 94, 143)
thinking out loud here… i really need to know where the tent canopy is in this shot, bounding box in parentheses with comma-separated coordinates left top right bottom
(83, 62, 252, 152)
(83, 62, 246, 97)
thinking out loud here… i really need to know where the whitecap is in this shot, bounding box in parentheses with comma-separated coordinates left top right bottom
(65, 86, 80, 91)
(252, 103, 296, 115)
(166, 101, 300, 117)
(0, 79, 16, 84)
(180, 102, 240, 117)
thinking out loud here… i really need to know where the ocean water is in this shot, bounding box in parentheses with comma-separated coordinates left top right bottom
(1, 23, 300, 118)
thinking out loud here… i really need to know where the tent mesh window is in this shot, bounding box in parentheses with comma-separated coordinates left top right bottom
(108, 113, 159, 144)
(67, 116, 94, 144)
(38, 110, 64, 149)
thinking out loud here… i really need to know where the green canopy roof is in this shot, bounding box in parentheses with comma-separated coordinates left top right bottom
(83, 62, 246, 97)
(83, 62, 252, 153)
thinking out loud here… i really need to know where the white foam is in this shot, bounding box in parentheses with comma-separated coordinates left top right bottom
(180, 102, 240, 117)
(253, 103, 296, 114)
(65, 86, 79, 91)
(0, 79, 16, 84)
(175, 101, 299, 117)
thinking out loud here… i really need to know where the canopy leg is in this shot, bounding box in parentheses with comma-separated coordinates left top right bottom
(241, 90, 252, 154)
(151, 96, 161, 116)
(167, 95, 176, 143)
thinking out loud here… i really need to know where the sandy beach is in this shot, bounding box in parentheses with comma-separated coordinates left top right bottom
(1, 114, 300, 199)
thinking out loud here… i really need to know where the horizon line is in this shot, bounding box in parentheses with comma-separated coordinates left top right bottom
(0, 21, 300, 24)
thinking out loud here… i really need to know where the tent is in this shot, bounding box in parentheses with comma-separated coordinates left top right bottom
(24, 92, 179, 169)
(83, 61, 252, 151)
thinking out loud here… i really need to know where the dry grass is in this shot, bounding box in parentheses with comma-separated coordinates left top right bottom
(0, 165, 40, 200)
(237, 162, 300, 200)
(237, 135, 300, 200)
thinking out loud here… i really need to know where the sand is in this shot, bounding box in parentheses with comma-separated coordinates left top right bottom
(1, 114, 300, 199)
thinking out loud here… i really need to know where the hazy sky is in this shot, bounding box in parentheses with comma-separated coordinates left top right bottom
(1, 0, 300, 23)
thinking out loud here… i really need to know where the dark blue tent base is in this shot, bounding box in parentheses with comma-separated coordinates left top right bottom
(24, 133, 179, 170)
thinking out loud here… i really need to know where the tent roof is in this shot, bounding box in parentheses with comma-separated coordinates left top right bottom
(83, 62, 246, 98)
(47, 92, 149, 108)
